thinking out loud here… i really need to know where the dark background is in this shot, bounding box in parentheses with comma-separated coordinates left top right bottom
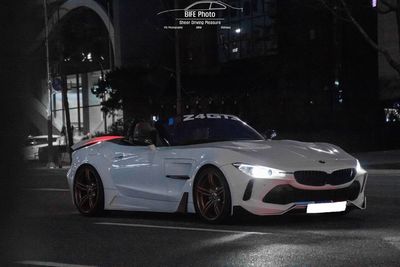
(20, 0, 400, 153)
(0, 1, 399, 265)
(0, 1, 33, 263)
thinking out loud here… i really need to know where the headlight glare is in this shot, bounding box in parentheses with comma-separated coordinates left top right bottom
(233, 163, 286, 178)
(356, 160, 366, 174)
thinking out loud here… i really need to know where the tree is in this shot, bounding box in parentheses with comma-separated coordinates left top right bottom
(92, 66, 163, 127)
(318, 0, 400, 76)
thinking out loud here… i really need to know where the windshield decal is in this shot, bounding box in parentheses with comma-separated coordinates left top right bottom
(182, 113, 240, 122)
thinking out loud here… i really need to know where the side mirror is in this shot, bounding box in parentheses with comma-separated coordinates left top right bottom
(263, 129, 277, 140)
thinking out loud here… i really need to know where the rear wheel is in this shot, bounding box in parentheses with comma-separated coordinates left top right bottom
(73, 165, 104, 216)
(193, 167, 231, 224)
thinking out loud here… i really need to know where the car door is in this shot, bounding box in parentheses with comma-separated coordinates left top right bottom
(110, 144, 170, 206)
(110, 143, 196, 211)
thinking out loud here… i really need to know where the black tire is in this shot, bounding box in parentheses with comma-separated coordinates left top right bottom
(193, 166, 232, 224)
(73, 165, 104, 216)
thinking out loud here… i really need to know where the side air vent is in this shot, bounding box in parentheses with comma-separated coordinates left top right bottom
(242, 179, 254, 201)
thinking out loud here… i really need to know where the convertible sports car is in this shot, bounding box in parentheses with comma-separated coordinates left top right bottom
(67, 114, 367, 223)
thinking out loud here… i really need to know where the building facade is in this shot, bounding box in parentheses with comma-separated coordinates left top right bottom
(30, 0, 384, 149)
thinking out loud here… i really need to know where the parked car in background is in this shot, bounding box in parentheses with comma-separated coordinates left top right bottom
(24, 135, 64, 160)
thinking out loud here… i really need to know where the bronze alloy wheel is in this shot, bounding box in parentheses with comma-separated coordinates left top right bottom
(194, 167, 231, 223)
(73, 165, 104, 216)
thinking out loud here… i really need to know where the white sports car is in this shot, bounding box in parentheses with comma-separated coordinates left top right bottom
(67, 114, 367, 223)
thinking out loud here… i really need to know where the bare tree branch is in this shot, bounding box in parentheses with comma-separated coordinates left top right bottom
(316, 0, 352, 22)
(339, 0, 400, 75)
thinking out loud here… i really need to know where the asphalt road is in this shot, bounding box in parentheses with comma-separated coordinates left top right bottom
(2, 167, 400, 266)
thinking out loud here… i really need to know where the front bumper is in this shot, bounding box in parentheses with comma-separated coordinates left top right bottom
(220, 164, 367, 216)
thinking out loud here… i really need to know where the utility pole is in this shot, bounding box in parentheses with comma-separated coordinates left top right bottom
(43, 0, 55, 168)
(107, 0, 113, 70)
(107, 0, 115, 125)
(332, 3, 342, 112)
(62, 75, 73, 163)
(101, 66, 107, 133)
(175, 0, 182, 116)
(76, 74, 81, 133)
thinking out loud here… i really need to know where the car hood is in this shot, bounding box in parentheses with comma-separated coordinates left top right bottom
(192, 140, 356, 171)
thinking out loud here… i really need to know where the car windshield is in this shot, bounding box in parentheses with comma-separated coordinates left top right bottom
(159, 114, 264, 146)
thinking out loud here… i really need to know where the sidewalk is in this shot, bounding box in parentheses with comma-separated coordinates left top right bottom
(25, 161, 70, 170)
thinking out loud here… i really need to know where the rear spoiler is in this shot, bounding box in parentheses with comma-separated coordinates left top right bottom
(71, 136, 123, 151)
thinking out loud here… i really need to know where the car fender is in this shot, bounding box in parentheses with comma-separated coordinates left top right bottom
(68, 143, 118, 209)
(187, 158, 238, 214)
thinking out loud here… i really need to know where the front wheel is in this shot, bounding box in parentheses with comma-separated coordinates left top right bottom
(73, 165, 104, 216)
(193, 167, 231, 224)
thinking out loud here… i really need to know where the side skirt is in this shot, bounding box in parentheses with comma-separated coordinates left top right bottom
(176, 192, 188, 213)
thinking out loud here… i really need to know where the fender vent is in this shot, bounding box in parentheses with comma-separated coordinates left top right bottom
(243, 179, 254, 201)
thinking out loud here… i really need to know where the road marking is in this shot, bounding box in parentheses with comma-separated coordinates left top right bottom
(201, 232, 253, 246)
(95, 222, 269, 235)
(23, 188, 69, 192)
(15, 261, 96, 267)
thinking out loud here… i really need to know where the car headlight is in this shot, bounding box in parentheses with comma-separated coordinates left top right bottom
(233, 163, 286, 178)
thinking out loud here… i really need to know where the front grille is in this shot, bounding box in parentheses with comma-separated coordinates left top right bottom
(294, 168, 356, 186)
(262, 181, 360, 205)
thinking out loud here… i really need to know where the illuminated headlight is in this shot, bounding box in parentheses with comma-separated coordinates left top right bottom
(233, 163, 286, 178)
(356, 160, 366, 174)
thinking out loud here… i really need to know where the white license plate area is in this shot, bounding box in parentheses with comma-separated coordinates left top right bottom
(306, 201, 346, 214)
